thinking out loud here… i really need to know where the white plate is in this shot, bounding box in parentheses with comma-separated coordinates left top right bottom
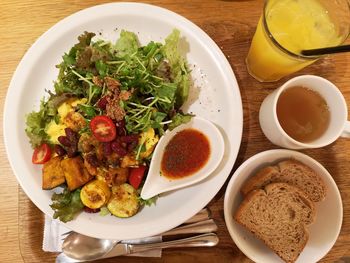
(3, 3, 243, 240)
(224, 149, 343, 263)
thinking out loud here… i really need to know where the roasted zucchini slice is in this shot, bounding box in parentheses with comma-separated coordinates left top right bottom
(80, 179, 111, 209)
(107, 183, 140, 218)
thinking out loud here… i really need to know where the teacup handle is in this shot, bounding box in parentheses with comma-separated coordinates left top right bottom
(341, 121, 350, 138)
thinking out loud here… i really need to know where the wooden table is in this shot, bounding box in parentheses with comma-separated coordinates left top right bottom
(1, 1, 349, 262)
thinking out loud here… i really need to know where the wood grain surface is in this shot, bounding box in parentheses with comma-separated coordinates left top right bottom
(1, 1, 350, 262)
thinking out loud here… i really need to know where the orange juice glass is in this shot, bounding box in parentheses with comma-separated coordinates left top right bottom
(246, 0, 350, 82)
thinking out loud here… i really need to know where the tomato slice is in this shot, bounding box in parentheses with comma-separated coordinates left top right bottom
(32, 143, 52, 164)
(90, 115, 117, 142)
(129, 166, 147, 189)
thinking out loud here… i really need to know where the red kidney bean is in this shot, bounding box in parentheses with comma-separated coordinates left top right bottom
(64, 127, 74, 137)
(127, 141, 138, 152)
(86, 153, 99, 167)
(116, 119, 127, 136)
(65, 128, 78, 145)
(54, 144, 66, 156)
(116, 119, 125, 128)
(117, 127, 127, 136)
(115, 147, 127, 156)
(83, 207, 100, 213)
(111, 140, 127, 156)
(111, 140, 120, 150)
(66, 148, 78, 158)
(97, 96, 108, 110)
(103, 142, 112, 156)
(119, 134, 139, 143)
(58, 136, 71, 147)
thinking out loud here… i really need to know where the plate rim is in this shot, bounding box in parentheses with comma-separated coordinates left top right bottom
(4, 2, 243, 239)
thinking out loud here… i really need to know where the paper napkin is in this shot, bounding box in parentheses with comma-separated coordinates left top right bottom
(43, 215, 162, 257)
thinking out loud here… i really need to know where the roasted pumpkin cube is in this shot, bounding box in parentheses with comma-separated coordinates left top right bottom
(95, 167, 129, 187)
(109, 167, 129, 186)
(61, 156, 94, 191)
(42, 156, 65, 190)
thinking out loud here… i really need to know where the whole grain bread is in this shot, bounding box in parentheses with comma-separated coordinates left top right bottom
(235, 182, 316, 263)
(241, 165, 280, 196)
(241, 159, 326, 202)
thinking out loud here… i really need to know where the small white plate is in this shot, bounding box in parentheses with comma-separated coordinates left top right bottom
(4, 3, 243, 240)
(224, 149, 343, 263)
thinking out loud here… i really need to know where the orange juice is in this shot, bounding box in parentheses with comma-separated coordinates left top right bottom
(246, 0, 343, 82)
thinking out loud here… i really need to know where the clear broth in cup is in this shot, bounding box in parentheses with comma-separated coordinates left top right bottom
(276, 86, 330, 142)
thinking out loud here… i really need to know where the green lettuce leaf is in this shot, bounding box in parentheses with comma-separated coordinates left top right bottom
(50, 188, 84, 223)
(115, 30, 140, 57)
(61, 31, 96, 69)
(168, 113, 193, 130)
(161, 29, 190, 108)
(99, 206, 110, 216)
(153, 83, 177, 111)
(25, 98, 56, 147)
(138, 196, 157, 207)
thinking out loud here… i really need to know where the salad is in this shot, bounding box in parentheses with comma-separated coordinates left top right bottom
(25, 29, 192, 222)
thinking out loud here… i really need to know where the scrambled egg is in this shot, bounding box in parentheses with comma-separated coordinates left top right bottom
(139, 128, 159, 158)
(46, 98, 87, 144)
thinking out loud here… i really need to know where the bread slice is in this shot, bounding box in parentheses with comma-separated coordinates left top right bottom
(277, 160, 326, 202)
(241, 165, 280, 196)
(241, 159, 326, 202)
(235, 183, 316, 263)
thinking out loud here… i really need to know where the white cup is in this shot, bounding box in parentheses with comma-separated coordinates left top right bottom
(259, 75, 350, 149)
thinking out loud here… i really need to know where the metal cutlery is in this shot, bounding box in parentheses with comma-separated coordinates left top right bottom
(56, 233, 219, 262)
(57, 207, 217, 262)
(61, 219, 218, 259)
(161, 219, 217, 236)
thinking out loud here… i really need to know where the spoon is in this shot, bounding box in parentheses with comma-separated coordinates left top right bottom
(62, 232, 119, 261)
(140, 116, 225, 199)
(59, 233, 218, 262)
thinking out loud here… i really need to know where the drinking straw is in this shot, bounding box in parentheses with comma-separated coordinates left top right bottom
(301, 45, 350, 56)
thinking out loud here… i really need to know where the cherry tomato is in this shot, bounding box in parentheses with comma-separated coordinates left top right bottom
(90, 115, 117, 142)
(129, 166, 147, 189)
(32, 143, 52, 164)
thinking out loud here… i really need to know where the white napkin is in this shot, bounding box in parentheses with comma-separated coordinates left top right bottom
(43, 215, 162, 257)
